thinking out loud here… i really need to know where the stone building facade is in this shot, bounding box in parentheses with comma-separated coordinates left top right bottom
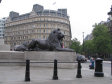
(0, 18, 6, 39)
(4, 4, 72, 49)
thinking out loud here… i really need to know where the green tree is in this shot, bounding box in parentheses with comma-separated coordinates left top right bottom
(92, 23, 112, 58)
(70, 38, 81, 53)
(84, 40, 95, 57)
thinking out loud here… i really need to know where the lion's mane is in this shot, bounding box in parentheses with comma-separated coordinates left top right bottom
(47, 29, 63, 49)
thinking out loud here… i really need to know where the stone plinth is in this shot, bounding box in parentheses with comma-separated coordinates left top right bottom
(0, 51, 77, 68)
(0, 51, 24, 66)
(25, 51, 76, 68)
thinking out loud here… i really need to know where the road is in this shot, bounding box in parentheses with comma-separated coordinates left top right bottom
(103, 61, 112, 76)
(84, 61, 112, 76)
(103, 61, 111, 67)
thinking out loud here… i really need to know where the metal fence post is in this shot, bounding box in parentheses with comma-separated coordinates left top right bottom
(76, 60, 82, 78)
(25, 60, 30, 81)
(52, 59, 58, 80)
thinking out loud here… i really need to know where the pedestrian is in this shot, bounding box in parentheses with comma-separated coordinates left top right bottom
(89, 57, 94, 69)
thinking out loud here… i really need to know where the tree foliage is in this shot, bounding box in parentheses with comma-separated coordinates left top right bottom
(70, 38, 81, 53)
(84, 40, 95, 57)
(92, 23, 112, 58)
(71, 23, 112, 59)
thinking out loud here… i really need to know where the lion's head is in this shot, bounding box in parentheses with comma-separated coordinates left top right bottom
(47, 28, 64, 48)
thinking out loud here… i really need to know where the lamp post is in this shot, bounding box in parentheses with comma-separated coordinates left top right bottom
(82, 32, 85, 55)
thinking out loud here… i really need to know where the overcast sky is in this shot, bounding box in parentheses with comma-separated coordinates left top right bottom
(0, 0, 112, 43)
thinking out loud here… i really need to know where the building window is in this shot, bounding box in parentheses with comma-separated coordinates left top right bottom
(40, 24, 41, 28)
(46, 29, 48, 33)
(39, 29, 41, 33)
(43, 35, 45, 39)
(46, 24, 48, 28)
(44, 24, 45, 27)
(44, 29, 45, 33)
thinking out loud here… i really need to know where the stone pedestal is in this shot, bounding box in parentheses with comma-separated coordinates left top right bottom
(0, 51, 77, 68)
(25, 51, 76, 68)
(0, 51, 24, 66)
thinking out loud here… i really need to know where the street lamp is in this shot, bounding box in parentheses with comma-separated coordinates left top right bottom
(82, 32, 84, 55)
(108, 6, 112, 33)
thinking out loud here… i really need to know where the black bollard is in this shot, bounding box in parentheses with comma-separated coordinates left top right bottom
(94, 58, 104, 77)
(52, 59, 58, 80)
(111, 59, 112, 76)
(76, 60, 82, 78)
(25, 60, 30, 81)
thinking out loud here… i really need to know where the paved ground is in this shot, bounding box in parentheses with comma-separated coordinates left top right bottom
(0, 62, 111, 84)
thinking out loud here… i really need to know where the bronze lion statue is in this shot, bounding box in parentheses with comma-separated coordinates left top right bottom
(14, 29, 74, 52)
